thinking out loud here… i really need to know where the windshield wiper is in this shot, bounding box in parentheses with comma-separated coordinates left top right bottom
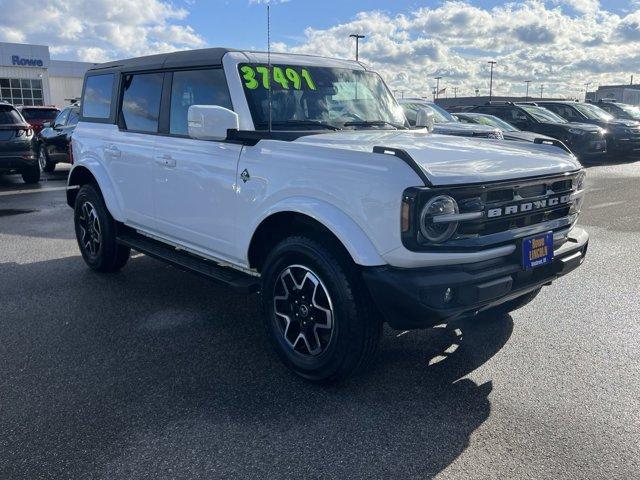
(343, 120, 408, 130)
(256, 120, 342, 131)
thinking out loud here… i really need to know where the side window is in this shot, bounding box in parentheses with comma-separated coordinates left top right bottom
(483, 107, 506, 119)
(506, 108, 528, 122)
(67, 108, 80, 126)
(169, 69, 232, 136)
(120, 73, 164, 133)
(401, 104, 418, 126)
(82, 74, 114, 119)
(563, 106, 581, 121)
(54, 108, 70, 127)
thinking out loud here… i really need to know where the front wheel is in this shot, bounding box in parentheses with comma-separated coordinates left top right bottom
(38, 145, 56, 172)
(74, 184, 130, 272)
(261, 236, 382, 383)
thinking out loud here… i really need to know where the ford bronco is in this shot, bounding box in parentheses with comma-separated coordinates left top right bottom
(67, 48, 588, 382)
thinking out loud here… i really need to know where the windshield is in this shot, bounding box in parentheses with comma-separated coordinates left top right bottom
(239, 64, 407, 131)
(20, 108, 59, 121)
(572, 103, 614, 121)
(462, 114, 518, 132)
(520, 105, 567, 123)
(0, 105, 24, 125)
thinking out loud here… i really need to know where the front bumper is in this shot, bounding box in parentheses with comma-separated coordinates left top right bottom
(570, 139, 606, 157)
(363, 226, 588, 329)
(608, 136, 640, 153)
(0, 150, 37, 172)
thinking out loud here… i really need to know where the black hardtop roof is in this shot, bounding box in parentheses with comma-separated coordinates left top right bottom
(87, 47, 238, 73)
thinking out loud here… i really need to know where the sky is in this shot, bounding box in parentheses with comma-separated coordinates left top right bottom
(1, 0, 639, 98)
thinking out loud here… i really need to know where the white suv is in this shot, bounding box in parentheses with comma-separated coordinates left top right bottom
(67, 48, 588, 382)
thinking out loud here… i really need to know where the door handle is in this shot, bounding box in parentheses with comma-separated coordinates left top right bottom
(155, 154, 176, 168)
(104, 145, 121, 158)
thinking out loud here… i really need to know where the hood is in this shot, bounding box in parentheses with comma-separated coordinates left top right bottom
(552, 122, 603, 132)
(503, 131, 555, 142)
(605, 119, 640, 129)
(433, 122, 499, 136)
(292, 130, 581, 186)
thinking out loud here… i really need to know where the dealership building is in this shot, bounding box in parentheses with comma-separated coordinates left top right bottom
(0, 42, 95, 107)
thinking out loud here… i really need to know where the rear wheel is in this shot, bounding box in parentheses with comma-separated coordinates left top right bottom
(261, 236, 382, 383)
(39, 145, 56, 172)
(74, 184, 130, 272)
(21, 163, 40, 184)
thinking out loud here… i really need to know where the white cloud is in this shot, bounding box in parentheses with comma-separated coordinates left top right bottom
(0, 0, 205, 62)
(276, 1, 640, 98)
(0, 0, 638, 98)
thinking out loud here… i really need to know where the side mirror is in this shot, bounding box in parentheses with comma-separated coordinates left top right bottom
(188, 105, 239, 141)
(415, 108, 435, 133)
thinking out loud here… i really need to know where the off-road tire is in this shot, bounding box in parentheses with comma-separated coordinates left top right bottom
(261, 235, 382, 383)
(74, 184, 130, 272)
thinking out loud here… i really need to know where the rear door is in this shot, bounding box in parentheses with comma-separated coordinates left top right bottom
(152, 68, 242, 260)
(45, 108, 71, 161)
(109, 72, 164, 230)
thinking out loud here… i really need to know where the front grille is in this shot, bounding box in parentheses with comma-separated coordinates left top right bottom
(454, 173, 578, 239)
(402, 171, 583, 252)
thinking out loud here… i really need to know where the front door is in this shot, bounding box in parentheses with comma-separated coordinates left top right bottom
(152, 68, 241, 261)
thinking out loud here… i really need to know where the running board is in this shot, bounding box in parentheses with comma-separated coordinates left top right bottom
(117, 229, 259, 293)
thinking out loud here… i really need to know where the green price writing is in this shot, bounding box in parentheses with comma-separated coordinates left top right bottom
(240, 65, 316, 91)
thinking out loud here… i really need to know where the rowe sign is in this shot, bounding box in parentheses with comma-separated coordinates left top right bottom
(11, 55, 44, 67)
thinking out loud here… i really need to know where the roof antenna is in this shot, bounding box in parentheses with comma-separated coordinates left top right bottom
(267, 4, 272, 133)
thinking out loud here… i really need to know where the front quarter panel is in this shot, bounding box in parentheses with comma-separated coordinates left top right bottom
(235, 140, 421, 267)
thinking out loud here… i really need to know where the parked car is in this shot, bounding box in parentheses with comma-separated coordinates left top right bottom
(535, 100, 640, 155)
(37, 104, 79, 172)
(17, 105, 60, 135)
(591, 100, 640, 122)
(0, 102, 39, 183)
(399, 99, 504, 139)
(454, 112, 572, 153)
(67, 48, 588, 382)
(470, 102, 607, 158)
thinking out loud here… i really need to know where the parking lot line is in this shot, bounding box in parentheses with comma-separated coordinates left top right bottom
(0, 186, 68, 197)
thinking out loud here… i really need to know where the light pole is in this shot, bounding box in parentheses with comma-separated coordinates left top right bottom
(525, 80, 532, 101)
(434, 76, 442, 100)
(453, 86, 458, 98)
(349, 34, 365, 61)
(488, 61, 497, 102)
(584, 82, 591, 101)
(540, 84, 544, 98)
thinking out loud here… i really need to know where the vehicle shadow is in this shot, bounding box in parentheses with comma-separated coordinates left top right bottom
(0, 254, 513, 480)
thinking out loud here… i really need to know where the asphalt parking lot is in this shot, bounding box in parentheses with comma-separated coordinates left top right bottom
(0, 159, 639, 480)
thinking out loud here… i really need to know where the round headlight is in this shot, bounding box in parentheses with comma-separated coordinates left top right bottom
(420, 195, 459, 243)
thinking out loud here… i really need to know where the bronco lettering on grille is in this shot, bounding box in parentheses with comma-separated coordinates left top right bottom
(487, 194, 571, 218)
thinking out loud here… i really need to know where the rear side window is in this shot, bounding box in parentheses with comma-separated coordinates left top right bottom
(169, 69, 232, 136)
(0, 105, 24, 125)
(82, 74, 114, 119)
(21, 108, 59, 121)
(120, 73, 163, 133)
